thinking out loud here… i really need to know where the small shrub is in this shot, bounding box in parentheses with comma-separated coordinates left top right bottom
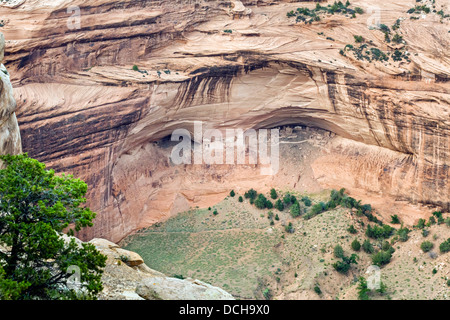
(445, 217, 450, 227)
(428, 216, 436, 225)
(285, 222, 294, 233)
(420, 241, 434, 253)
(270, 188, 278, 199)
(255, 194, 268, 209)
(244, 188, 257, 200)
(416, 218, 426, 229)
(354, 35, 364, 43)
(366, 224, 395, 239)
(230, 190, 235, 197)
(392, 34, 403, 43)
(290, 202, 301, 218)
(357, 277, 370, 300)
(351, 239, 361, 251)
(314, 284, 322, 295)
(347, 225, 357, 234)
(275, 199, 284, 211)
(263, 288, 272, 300)
(390, 214, 400, 224)
(439, 239, 450, 253)
(371, 250, 392, 266)
(238, 196, 243, 203)
(283, 194, 292, 205)
(397, 226, 410, 242)
(334, 245, 345, 258)
(301, 196, 312, 207)
(362, 239, 374, 254)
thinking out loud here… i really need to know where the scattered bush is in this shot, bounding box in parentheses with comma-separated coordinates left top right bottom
(244, 188, 257, 200)
(428, 216, 436, 226)
(357, 277, 370, 300)
(390, 215, 400, 224)
(255, 194, 269, 209)
(270, 188, 278, 200)
(366, 224, 395, 240)
(332, 254, 358, 274)
(334, 245, 345, 258)
(362, 239, 374, 254)
(439, 239, 450, 253)
(285, 222, 295, 233)
(420, 241, 434, 253)
(283, 194, 292, 205)
(396, 226, 410, 242)
(392, 34, 403, 43)
(286, 1, 364, 25)
(290, 202, 301, 218)
(445, 217, 450, 227)
(371, 250, 393, 266)
(415, 218, 426, 229)
(230, 190, 235, 197)
(347, 225, 357, 234)
(263, 288, 272, 300)
(354, 35, 364, 43)
(275, 199, 284, 211)
(314, 284, 322, 295)
(301, 196, 312, 207)
(351, 239, 361, 251)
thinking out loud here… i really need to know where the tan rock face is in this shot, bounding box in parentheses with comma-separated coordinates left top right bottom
(136, 277, 235, 300)
(0, 32, 21, 158)
(1, 0, 448, 242)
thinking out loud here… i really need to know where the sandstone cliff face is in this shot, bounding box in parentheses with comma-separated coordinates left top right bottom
(0, 32, 21, 157)
(1, 0, 448, 242)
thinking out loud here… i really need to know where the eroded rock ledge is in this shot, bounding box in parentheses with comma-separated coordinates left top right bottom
(0, 32, 21, 158)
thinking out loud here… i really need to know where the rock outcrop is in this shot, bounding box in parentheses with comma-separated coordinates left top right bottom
(0, 0, 448, 242)
(0, 32, 21, 158)
(89, 238, 234, 300)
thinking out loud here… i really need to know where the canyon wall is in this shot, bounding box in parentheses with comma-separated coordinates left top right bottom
(0, 32, 21, 158)
(0, 0, 448, 242)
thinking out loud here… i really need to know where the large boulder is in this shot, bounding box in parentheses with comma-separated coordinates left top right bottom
(136, 277, 235, 300)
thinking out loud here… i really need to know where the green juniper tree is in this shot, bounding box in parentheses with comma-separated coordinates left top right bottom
(0, 154, 106, 300)
(270, 188, 277, 200)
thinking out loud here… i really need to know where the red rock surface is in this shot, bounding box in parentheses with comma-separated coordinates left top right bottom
(0, 0, 448, 242)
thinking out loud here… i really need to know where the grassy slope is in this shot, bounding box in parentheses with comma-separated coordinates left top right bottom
(121, 190, 450, 300)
